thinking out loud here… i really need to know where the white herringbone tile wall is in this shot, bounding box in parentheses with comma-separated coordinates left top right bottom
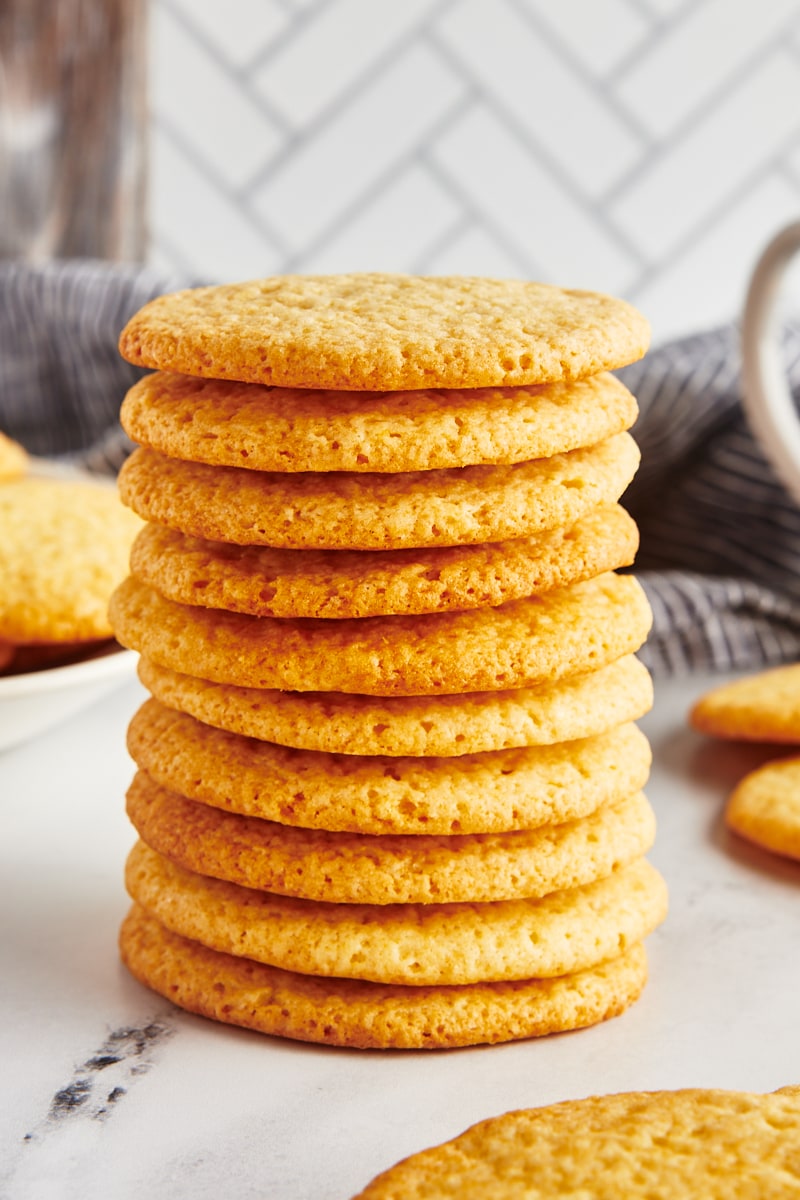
(148, 0, 800, 346)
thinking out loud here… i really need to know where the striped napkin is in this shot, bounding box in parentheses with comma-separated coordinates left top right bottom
(2, 259, 799, 678)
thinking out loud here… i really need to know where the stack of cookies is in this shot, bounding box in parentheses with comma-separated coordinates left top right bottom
(109, 273, 667, 1050)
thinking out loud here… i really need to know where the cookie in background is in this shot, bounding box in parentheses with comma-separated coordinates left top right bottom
(0, 447, 143, 751)
(690, 665, 800, 863)
(0, 431, 27, 481)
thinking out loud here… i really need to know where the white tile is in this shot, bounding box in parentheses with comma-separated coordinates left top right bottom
(431, 105, 638, 292)
(422, 224, 526, 277)
(519, 0, 651, 76)
(253, 0, 436, 128)
(164, 0, 289, 68)
(251, 44, 465, 248)
(628, 173, 800, 344)
(149, 129, 282, 281)
(614, 0, 800, 138)
(437, 0, 642, 197)
(610, 53, 800, 258)
(297, 164, 460, 272)
(151, 5, 283, 189)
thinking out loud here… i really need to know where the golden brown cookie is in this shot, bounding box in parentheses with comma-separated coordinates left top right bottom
(126, 772, 655, 905)
(725, 757, 800, 861)
(111, 572, 652, 696)
(0, 478, 143, 643)
(120, 905, 649, 1050)
(129, 504, 639, 619)
(120, 371, 638, 474)
(118, 434, 640, 551)
(137, 653, 654, 757)
(118, 274, 650, 391)
(352, 1086, 800, 1196)
(0, 431, 27, 481)
(127, 699, 652, 834)
(690, 664, 800, 743)
(126, 841, 667, 985)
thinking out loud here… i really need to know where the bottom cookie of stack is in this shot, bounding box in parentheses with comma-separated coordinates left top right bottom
(121, 906, 649, 1051)
(121, 843, 667, 1050)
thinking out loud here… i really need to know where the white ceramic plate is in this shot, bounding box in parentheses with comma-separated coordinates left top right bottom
(0, 643, 137, 753)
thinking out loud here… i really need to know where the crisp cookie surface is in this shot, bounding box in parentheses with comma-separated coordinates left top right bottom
(353, 1086, 800, 1197)
(726, 757, 800, 861)
(125, 842, 667, 985)
(690, 664, 800, 743)
(120, 371, 638, 473)
(0, 478, 143, 642)
(120, 906, 648, 1050)
(118, 434, 640, 551)
(137, 654, 654, 757)
(117, 274, 650, 391)
(0, 432, 28, 481)
(129, 505, 639, 620)
(111, 573, 652, 696)
(127, 699, 652, 835)
(127, 773, 655, 905)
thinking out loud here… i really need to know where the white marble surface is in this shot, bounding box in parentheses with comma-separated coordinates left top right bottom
(2, 668, 799, 1199)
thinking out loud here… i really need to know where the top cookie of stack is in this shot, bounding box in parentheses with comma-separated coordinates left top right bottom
(111, 273, 663, 1052)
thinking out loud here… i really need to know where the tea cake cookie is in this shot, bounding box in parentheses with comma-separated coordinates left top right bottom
(118, 434, 639, 550)
(0, 477, 143, 643)
(690, 664, 800, 743)
(130, 504, 639, 620)
(127, 773, 655, 904)
(118, 273, 650, 391)
(352, 1086, 800, 1196)
(126, 842, 667, 985)
(0, 642, 14, 671)
(0, 431, 27, 481)
(120, 906, 649, 1050)
(111, 573, 652, 696)
(121, 371, 638, 474)
(127, 699, 652, 834)
(726, 757, 800, 861)
(137, 653, 654, 757)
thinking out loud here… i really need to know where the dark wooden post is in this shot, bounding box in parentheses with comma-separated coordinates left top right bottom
(0, 0, 148, 261)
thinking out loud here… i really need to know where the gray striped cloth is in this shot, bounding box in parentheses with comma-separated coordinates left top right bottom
(2, 260, 799, 679)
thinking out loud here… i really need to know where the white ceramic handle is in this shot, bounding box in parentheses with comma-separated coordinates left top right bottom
(741, 221, 800, 506)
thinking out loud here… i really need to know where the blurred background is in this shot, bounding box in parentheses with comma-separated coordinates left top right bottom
(2, 0, 800, 346)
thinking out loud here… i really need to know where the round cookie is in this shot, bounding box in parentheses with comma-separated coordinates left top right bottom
(690, 664, 800, 743)
(126, 842, 667, 985)
(726, 757, 800, 861)
(110, 572, 653, 697)
(137, 653, 654, 757)
(120, 371, 638, 474)
(353, 1086, 800, 1196)
(120, 906, 649, 1050)
(117, 434, 640, 551)
(0, 642, 14, 671)
(0, 478, 143, 643)
(126, 773, 656, 905)
(0, 431, 27, 481)
(127, 699, 652, 835)
(129, 504, 639, 620)
(118, 273, 650, 391)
